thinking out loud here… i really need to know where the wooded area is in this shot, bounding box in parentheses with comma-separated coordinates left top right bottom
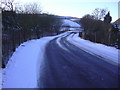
(2, 10, 62, 67)
(79, 11, 120, 49)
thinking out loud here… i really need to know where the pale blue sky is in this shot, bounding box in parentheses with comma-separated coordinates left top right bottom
(14, 0, 119, 22)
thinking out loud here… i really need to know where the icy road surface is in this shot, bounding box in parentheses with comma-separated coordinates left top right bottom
(39, 32, 118, 88)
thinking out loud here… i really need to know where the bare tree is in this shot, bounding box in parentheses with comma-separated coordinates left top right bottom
(24, 3, 42, 14)
(14, 4, 24, 13)
(92, 8, 107, 20)
(1, 0, 14, 11)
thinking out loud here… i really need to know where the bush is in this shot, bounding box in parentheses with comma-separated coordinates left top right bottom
(79, 14, 119, 48)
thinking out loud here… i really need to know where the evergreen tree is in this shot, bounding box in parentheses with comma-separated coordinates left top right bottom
(104, 12, 112, 23)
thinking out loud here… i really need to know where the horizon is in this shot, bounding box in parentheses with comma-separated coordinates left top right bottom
(13, 0, 120, 22)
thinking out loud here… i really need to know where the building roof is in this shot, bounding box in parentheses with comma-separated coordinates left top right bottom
(113, 18, 120, 25)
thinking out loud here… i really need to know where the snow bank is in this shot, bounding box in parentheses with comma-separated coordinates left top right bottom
(2, 32, 69, 88)
(67, 33, 119, 65)
(2, 39, 45, 88)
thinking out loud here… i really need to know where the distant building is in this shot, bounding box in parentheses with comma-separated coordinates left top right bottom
(113, 18, 120, 25)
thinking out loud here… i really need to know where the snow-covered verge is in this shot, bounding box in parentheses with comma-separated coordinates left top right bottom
(2, 38, 49, 88)
(67, 33, 119, 65)
(2, 32, 69, 88)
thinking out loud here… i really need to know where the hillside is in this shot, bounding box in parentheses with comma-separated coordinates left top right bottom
(56, 15, 80, 20)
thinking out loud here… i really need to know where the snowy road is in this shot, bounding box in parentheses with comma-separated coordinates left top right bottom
(39, 32, 118, 88)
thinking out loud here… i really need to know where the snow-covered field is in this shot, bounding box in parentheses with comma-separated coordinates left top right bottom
(62, 19, 80, 28)
(60, 19, 82, 31)
(67, 33, 119, 65)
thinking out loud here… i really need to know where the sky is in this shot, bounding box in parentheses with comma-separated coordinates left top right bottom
(14, 0, 119, 22)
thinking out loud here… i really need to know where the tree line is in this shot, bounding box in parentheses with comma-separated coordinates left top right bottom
(2, 1, 63, 68)
(79, 8, 119, 49)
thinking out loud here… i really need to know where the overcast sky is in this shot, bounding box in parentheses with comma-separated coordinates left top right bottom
(14, 0, 119, 22)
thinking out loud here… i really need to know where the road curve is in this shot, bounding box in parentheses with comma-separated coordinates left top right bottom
(39, 32, 119, 88)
